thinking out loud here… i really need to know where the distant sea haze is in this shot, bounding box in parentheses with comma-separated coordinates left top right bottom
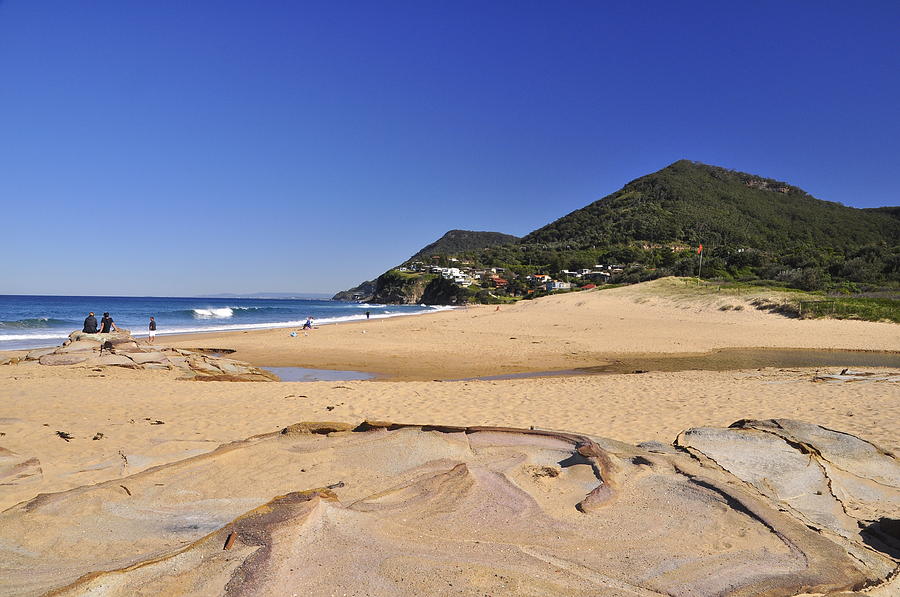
(0, 295, 450, 351)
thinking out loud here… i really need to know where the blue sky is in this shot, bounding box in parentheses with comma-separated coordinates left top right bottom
(1, 1, 898, 295)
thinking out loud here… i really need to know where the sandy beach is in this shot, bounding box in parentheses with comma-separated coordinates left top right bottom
(150, 279, 900, 379)
(2, 279, 897, 507)
(1, 279, 898, 595)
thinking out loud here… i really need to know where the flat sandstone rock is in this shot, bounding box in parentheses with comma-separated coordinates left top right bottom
(17, 329, 274, 381)
(0, 419, 896, 596)
(37, 353, 88, 366)
(126, 351, 169, 365)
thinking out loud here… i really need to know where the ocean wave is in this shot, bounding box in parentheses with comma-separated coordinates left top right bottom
(0, 317, 71, 329)
(192, 308, 234, 319)
(143, 305, 457, 337)
(0, 332, 70, 342)
(166, 306, 287, 318)
(0, 304, 457, 348)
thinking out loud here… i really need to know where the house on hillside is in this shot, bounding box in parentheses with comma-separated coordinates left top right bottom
(584, 271, 612, 282)
(528, 274, 551, 285)
(546, 280, 572, 291)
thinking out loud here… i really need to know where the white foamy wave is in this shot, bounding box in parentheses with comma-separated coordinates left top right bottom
(193, 308, 234, 319)
(0, 332, 71, 342)
(147, 305, 457, 338)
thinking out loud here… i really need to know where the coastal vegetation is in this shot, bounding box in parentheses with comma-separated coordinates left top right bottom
(626, 277, 900, 323)
(406, 230, 520, 262)
(335, 161, 899, 317)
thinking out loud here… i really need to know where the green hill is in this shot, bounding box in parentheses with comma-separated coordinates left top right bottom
(524, 160, 899, 252)
(332, 230, 519, 301)
(334, 161, 899, 302)
(472, 160, 899, 291)
(405, 230, 520, 263)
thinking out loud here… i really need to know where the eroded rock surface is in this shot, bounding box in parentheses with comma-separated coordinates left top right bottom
(0, 420, 896, 596)
(676, 418, 900, 556)
(19, 330, 276, 381)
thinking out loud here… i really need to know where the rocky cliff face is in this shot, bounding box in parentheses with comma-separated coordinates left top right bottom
(420, 276, 469, 305)
(370, 272, 433, 304)
(367, 272, 470, 305)
(331, 279, 376, 302)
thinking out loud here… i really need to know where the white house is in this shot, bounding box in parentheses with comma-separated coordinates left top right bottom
(546, 280, 572, 291)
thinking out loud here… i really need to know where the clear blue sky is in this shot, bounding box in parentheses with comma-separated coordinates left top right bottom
(1, 1, 898, 296)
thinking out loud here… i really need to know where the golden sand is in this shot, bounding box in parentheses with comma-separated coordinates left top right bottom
(1, 279, 897, 510)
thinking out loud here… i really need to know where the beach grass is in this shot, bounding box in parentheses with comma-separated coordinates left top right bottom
(617, 277, 900, 323)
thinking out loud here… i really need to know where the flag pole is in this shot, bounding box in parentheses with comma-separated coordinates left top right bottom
(697, 243, 704, 282)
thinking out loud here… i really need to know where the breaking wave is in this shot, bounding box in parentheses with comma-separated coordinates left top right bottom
(192, 308, 234, 319)
(0, 317, 70, 329)
(140, 306, 457, 337)
(173, 306, 287, 319)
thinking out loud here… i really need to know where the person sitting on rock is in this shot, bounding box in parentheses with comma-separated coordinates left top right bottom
(99, 312, 118, 334)
(83, 312, 98, 334)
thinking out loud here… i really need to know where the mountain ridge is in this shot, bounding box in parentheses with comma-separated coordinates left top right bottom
(333, 161, 899, 302)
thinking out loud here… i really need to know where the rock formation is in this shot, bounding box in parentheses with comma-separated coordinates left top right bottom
(17, 329, 276, 381)
(0, 419, 896, 596)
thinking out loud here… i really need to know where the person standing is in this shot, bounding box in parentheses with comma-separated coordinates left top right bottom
(83, 312, 98, 333)
(99, 312, 117, 334)
(148, 317, 157, 343)
(365, 310, 370, 320)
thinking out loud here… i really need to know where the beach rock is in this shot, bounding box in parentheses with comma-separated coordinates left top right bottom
(0, 420, 895, 596)
(142, 363, 170, 370)
(25, 347, 56, 361)
(56, 340, 100, 353)
(38, 353, 88, 366)
(166, 356, 190, 369)
(32, 330, 275, 381)
(127, 352, 168, 365)
(67, 331, 107, 343)
(107, 341, 141, 353)
(96, 354, 137, 368)
(0, 356, 21, 366)
(210, 358, 250, 375)
(185, 355, 222, 375)
(676, 419, 900, 555)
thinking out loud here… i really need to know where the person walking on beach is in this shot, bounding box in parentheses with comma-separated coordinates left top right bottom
(83, 312, 98, 333)
(99, 312, 117, 334)
(302, 317, 314, 330)
(365, 310, 370, 320)
(148, 317, 157, 344)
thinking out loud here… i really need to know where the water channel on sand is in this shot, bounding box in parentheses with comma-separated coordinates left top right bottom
(466, 348, 900, 381)
(262, 348, 898, 382)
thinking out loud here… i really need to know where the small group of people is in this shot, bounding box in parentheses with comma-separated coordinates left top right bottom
(82, 312, 117, 334)
(83, 312, 157, 343)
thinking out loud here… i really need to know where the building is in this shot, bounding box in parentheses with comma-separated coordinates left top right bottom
(546, 280, 572, 291)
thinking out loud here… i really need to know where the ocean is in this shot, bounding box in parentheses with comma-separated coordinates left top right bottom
(0, 295, 450, 351)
